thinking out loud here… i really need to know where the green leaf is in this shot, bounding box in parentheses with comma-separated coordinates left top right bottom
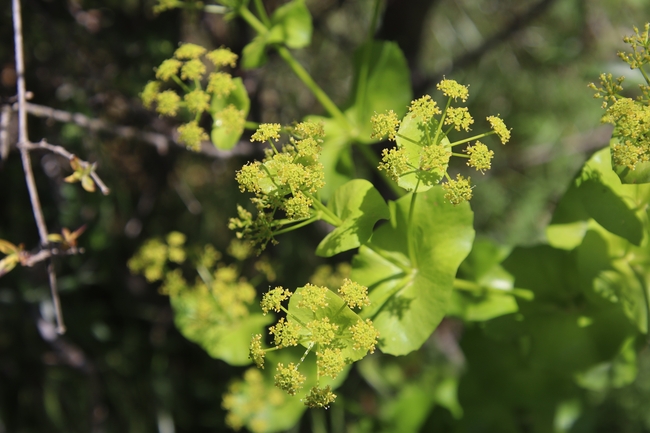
(210, 77, 250, 150)
(575, 336, 638, 390)
(351, 186, 475, 355)
(577, 177, 643, 246)
(306, 115, 355, 200)
(316, 179, 390, 257)
(170, 294, 273, 366)
(393, 116, 451, 193)
(502, 245, 580, 305)
(241, 35, 269, 70)
(448, 291, 519, 322)
(344, 41, 411, 141)
(577, 227, 649, 333)
(287, 286, 370, 362)
(267, 0, 312, 49)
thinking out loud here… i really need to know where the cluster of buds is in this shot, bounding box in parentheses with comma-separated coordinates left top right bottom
(589, 24, 650, 171)
(371, 78, 510, 205)
(141, 43, 244, 150)
(229, 121, 326, 252)
(248, 279, 379, 408)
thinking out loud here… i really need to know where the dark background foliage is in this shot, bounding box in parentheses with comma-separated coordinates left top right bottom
(1, 0, 650, 432)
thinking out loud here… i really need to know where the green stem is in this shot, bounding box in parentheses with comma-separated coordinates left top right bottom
(450, 131, 496, 147)
(244, 121, 259, 130)
(453, 278, 534, 300)
(305, 192, 343, 226)
(639, 64, 650, 86)
(253, 0, 271, 27)
(171, 75, 191, 93)
(407, 187, 419, 267)
(432, 97, 452, 146)
(311, 409, 327, 433)
(276, 46, 350, 128)
(356, 144, 405, 197)
(273, 216, 320, 236)
(239, 6, 269, 34)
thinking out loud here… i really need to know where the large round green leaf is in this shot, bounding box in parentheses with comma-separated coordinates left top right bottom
(210, 77, 250, 150)
(351, 186, 475, 355)
(267, 0, 312, 49)
(316, 179, 390, 257)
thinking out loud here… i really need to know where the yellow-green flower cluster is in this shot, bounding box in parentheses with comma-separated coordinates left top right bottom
(372, 79, 509, 204)
(230, 122, 326, 252)
(127, 231, 187, 282)
(140, 43, 240, 152)
(589, 24, 650, 171)
(248, 280, 379, 408)
(443, 174, 473, 205)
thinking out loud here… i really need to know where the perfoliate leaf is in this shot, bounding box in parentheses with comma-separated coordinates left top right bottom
(316, 179, 390, 257)
(210, 77, 250, 150)
(351, 186, 475, 355)
(267, 0, 312, 49)
(241, 35, 269, 69)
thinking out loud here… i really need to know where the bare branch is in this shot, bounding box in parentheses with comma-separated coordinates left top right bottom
(13, 0, 65, 334)
(0, 105, 11, 161)
(11, 101, 257, 159)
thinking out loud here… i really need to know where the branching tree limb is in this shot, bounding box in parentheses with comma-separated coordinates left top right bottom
(13, 0, 66, 334)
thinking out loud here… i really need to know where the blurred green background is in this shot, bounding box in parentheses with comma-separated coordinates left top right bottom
(1, 0, 650, 431)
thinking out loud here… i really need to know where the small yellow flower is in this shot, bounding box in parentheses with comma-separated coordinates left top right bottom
(304, 386, 337, 408)
(180, 59, 206, 81)
(174, 43, 207, 60)
(177, 121, 208, 151)
(207, 72, 236, 98)
(141, 81, 161, 109)
(155, 59, 182, 81)
(443, 174, 473, 205)
(155, 90, 181, 116)
(486, 115, 511, 144)
(444, 106, 474, 132)
(378, 147, 411, 182)
(437, 78, 469, 102)
(465, 141, 494, 173)
(183, 89, 210, 114)
(274, 363, 306, 396)
(206, 48, 238, 68)
(249, 334, 266, 369)
(408, 95, 441, 122)
(252, 123, 282, 142)
(260, 286, 292, 314)
(338, 279, 370, 309)
(370, 110, 400, 141)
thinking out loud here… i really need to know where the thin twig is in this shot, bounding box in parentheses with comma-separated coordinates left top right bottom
(20, 246, 84, 267)
(12, 101, 257, 159)
(0, 105, 11, 161)
(19, 139, 111, 195)
(13, 0, 66, 334)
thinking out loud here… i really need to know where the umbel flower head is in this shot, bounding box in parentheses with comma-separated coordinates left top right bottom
(140, 43, 241, 152)
(248, 280, 380, 408)
(372, 78, 509, 205)
(230, 121, 326, 252)
(589, 23, 650, 171)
